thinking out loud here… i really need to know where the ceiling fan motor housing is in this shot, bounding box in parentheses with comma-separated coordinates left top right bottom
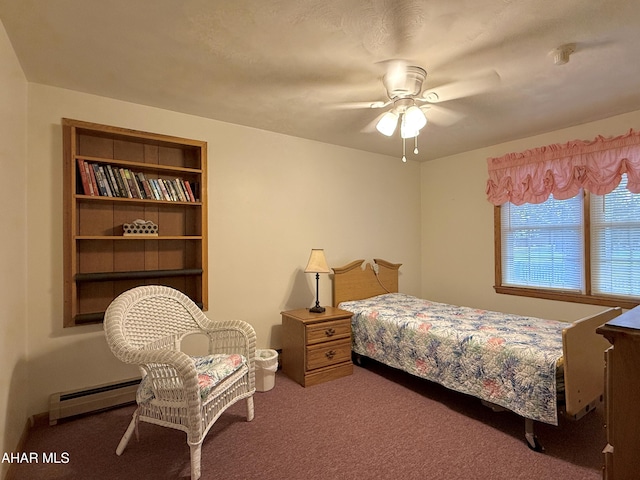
(383, 66, 427, 99)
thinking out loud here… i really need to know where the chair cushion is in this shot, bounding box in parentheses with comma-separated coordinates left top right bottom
(137, 353, 247, 403)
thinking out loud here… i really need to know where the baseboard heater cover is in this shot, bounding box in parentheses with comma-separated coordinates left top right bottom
(49, 378, 140, 425)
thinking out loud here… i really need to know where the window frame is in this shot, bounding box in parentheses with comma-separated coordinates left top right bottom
(494, 191, 640, 310)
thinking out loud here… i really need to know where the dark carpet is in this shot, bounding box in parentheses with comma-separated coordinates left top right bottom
(9, 361, 605, 479)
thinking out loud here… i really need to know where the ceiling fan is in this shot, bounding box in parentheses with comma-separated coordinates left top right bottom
(336, 60, 500, 161)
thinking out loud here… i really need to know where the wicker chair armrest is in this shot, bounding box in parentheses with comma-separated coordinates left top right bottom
(135, 350, 200, 391)
(137, 349, 202, 422)
(133, 348, 193, 370)
(200, 320, 257, 359)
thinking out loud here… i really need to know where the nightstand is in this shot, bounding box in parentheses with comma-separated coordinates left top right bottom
(281, 307, 353, 387)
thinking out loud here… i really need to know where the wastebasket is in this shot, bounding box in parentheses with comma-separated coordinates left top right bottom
(255, 349, 278, 392)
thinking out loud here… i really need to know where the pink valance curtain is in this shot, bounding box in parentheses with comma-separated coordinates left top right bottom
(485, 129, 640, 205)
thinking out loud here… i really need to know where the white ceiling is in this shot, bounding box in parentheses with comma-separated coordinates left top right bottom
(2, 0, 640, 161)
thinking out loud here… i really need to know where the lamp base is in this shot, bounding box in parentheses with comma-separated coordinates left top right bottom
(309, 305, 326, 313)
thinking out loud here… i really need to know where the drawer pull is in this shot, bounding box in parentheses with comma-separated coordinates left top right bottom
(325, 328, 336, 337)
(325, 350, 336, 359)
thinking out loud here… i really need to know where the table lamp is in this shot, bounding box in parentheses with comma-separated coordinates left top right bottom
(304, 249, 330, 313)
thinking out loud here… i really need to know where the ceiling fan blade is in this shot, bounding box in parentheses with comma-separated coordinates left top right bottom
(361, 111, 389, 134)
(421, 70, 500, 103)
(327, 100, 390, 110)
(421, 105, 466, 127)
(360, 112, 396, 133)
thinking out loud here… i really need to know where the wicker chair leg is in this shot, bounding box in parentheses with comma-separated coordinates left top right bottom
(190, 443, 202, 480)
(246, 396, 255, 421)
(116, 417, 136, 455)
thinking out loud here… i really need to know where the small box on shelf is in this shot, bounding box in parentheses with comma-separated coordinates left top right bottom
(122, 219, 159, 236)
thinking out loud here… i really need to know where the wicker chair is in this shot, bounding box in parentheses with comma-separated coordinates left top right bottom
(103, 285, 256, 480)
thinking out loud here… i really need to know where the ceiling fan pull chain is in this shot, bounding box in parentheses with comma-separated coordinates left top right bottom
(414, 135, 419, 155)
(402, 137, 407, 162)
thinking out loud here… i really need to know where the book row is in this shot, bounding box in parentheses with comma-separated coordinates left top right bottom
(76, 159, 199, 202)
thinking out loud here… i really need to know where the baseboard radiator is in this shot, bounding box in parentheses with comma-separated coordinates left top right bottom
(49, 378, 140, 425)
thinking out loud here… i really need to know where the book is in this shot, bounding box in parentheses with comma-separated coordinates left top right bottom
(171, 180, 183, 201)
(102, 165, 113, 196)
(192, 182, 200, 202)
(77, 158, 93, 195)
(112, 167, 128, 197)
(157, 179, 171, 201)
(99, 166, 112, 196)
(184, 180, 195, 202)
(165, 179, 178, 201)
(133, 172, 147, 199)
(98, 165, 114, 196)
(123, 169, 140, 198)
(137, 172, 153, 199)
(86, 162, 99, 196)
(148, 178, 161, 200)
(118, 168, 133, 197)
(173, 178, 187, 202)
(91, 164, 107, 196)
(105, 165, 122, 197)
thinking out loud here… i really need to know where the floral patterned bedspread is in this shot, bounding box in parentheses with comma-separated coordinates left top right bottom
(339, 293, 566, 425)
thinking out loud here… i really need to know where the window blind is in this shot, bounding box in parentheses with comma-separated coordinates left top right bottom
(591, 175, 640, 297)
(501, 193, 584, 291)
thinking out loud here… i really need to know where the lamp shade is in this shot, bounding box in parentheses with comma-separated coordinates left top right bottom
(375, 111, 399, 136)
(304, 249, 330, 273)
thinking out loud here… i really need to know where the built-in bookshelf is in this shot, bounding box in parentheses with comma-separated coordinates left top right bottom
(62, 118, 208, 327)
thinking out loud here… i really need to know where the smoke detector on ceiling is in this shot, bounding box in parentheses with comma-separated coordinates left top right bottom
(551, 43, 576, 65)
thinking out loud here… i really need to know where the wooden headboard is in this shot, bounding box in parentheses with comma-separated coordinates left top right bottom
(332, 258, 402, 307)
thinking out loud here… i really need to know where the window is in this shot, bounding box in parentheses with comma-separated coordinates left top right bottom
(591, 176, 640, 297)
(496, 175, 640, 308)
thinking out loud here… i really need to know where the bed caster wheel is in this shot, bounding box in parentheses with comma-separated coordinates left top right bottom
(526, 435, 544, 453)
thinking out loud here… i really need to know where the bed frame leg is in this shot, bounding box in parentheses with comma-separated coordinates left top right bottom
(481, 401, 546, 452)
(525, 418, 544, 452)
(352, 352, 364, 366)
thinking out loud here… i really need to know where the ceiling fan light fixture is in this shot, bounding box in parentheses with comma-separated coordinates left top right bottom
(400, 123, 420, 139)
(376, 111, 399, 136)
(404, 105, 427, 131)
(400, 106, 427, 138)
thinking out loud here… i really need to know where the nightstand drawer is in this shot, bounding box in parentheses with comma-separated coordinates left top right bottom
(306, 338, 351, 370)
(306, 319, 351, 345)
(281, 307, 353, 387)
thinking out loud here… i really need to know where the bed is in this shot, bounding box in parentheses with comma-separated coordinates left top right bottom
(332, 258, 622, 451)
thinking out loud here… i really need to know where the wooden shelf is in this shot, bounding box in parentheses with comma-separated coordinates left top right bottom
(63, 118, 208, 327)
(75, 268, 204, 283)
(76, 237, 202, 241)
(74, 312, 109, 325)
(74, 155, 202, 174)
(75, 194, 203, 206)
